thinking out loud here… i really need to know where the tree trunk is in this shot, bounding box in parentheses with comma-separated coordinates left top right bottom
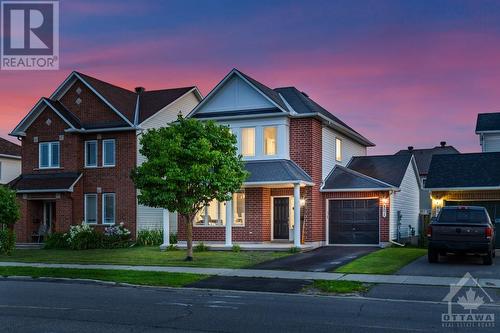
(185, 214, 194, 261)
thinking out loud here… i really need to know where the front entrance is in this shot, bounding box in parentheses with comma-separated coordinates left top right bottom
(43, 201, 55, 234)
(273, 197, 290, 240)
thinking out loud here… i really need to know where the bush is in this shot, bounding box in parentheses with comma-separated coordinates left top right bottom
(232, 244, 241, 252)
(0, 186, 20, 226)
(136, 229, 178, 246)
(289, 246, 301, 253)
(0, 228, 15, 255)
(65, 224, 103, 250)
(44, 232, 68, 249)
(194, 242, 209, 252)
(103, 223, 132, 248)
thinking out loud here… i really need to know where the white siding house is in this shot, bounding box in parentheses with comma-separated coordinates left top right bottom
(0, 156, 21, 184)
(481, 133, 500, 152)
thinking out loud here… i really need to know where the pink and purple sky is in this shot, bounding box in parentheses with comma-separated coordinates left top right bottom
(1, 0, 500, 154)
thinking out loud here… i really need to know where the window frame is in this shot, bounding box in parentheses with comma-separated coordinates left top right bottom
(241, 127, 256, 157)
(335, 138, 342, 162)
(84, 193, 98, 225)
(102, 193, 116, 225)
(263, 126, 277, 156)
(102, 139, 116, 167)
(39, 141, 60, 169)
(84, 140, 98, 168)
(232, 191, 245, 226)
(194, 200, 226, 227)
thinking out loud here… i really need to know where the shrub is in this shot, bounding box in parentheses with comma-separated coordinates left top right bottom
(170, 233, 177, 245)
(194, 242, 209, 252)
(103, 223, 132, 248)
(0, 186, 20, 227)
(0, 228, 15, 255)
(232, 244, 241, 252)
(65, 224, 103, 250)
(44, 232, 68, 249)
(289, 246, 301, 254)
(136, 229, 178, 247)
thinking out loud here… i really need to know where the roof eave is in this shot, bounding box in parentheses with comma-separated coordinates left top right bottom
(427, 186, 500, 191)
(0, 153, 21, 160)
(320, 187, 398, 192)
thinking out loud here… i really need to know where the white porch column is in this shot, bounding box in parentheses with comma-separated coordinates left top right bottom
(160, 209, 170, 250)
(225, 196, 233, 247)
(293, 183, 301, 248)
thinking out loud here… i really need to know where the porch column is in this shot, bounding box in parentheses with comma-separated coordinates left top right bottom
(160, 209, 170, 250)
(225, 195, 233, 247)
(293, 183, 301, 248)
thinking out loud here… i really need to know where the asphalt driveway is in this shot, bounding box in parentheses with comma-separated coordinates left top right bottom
(397, 249, 500, 278)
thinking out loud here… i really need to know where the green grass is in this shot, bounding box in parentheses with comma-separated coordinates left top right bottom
(0, 246, 290, 269)
(335, 247, 427, 275)
(0, 266, 207, 287)
(309, 280, 370, 294)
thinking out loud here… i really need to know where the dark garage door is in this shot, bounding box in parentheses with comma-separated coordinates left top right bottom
(328, 199, 380, 245)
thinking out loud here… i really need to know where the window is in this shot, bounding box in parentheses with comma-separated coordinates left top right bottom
(233, 191, 245, 226)
(263, 127, 277, 156)
(241, 128, 255, 157)
(102, 193, 116, 225)
(195, 200, 226, 226)
(85, 141, 97, 167)
(102, 139, 115, 167)
(84, 194, 98, 224)
(335, 138, 342, 162)
(39, 142, 60, 168)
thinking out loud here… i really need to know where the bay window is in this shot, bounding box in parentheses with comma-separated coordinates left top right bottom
(241, 127, 255, 156)
(263, 127, 277, 155)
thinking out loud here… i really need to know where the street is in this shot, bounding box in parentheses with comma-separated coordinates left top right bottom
(1, 279, 499, 332)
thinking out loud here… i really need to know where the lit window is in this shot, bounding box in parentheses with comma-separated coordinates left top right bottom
(84, 194, 97, 224)
(102, 193, 115, 225)
(233, 191, 245, 226)
(195, 199, 226, 226)
(103, 139, 115, 167)
(39, 142, 60, 168)
(263, 127, 277, 156)
(241, 128, 255, 156)
(85, 141, 97, 167)
(335, 138, 342, 162)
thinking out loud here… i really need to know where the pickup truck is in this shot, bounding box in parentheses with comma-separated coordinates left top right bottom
(427, 206, 495, 265)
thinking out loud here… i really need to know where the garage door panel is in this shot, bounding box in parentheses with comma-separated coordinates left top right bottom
(329, 199, 379, 245)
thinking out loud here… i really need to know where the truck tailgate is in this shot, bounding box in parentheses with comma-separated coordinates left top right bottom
(432, 223, 486, 242)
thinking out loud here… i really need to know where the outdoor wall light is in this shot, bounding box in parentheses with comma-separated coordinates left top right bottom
(300, 198, 306, 207)
(380, 197, 388, 218)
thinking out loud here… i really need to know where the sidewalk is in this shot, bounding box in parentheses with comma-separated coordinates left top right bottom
(1, 261, 499, 289)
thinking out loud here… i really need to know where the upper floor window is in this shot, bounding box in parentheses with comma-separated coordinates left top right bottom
(102, 193, 116, 225)
(85, 141, 97, 167)
(335, 138, 342, 162)
(241, 128, 255, 157)
(263, 127, 277, 156)
(39, 141, 60, 168)
(102, 139, 115, 167)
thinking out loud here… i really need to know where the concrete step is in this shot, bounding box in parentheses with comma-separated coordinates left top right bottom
(15, 243, 44, 250)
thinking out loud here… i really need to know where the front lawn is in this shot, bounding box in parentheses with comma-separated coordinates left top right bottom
(307, 280, 370, 294)
(0, 266, 207, 287)
(335, 247, 427, 275)
(0, 246, 290, 269)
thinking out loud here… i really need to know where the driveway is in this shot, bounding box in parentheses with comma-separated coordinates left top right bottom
(397, 250, 500, 278)
(252, 246, 377, 272)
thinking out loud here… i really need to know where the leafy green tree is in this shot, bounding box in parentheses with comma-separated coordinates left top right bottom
(0, 185, 20, 226)
(131, 115, 248, 260)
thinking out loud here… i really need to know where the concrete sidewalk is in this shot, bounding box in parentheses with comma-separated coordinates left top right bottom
(1, 261, 499, 289)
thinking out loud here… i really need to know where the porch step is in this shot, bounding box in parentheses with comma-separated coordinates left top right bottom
(15, 243, 44, 250)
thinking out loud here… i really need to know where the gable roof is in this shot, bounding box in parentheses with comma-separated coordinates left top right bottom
(0, 137, 21, 157)
(396, 145, 460, 176)
(43, 99, 82, 129)
(321, 165, 396, 191)
(425, 152, 500, 190)
(138, 87, 197, 123)
(235, 70, 288, 111)
(476, 112, 500, 132)
(244, 159, 313, 185)
(347, 154, 414, 187)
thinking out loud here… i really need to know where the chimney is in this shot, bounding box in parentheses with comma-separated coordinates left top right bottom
(440, 141, 446, 147)
(135, 87, 145, 94)
(408, 146, 414, 151)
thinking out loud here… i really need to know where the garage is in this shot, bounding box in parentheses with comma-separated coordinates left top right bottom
(328, 199, 380, 245)
(445, 200, 500, 222)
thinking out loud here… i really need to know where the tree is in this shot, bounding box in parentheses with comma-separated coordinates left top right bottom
(0, 185, 20, 226)
(131, 115, 248, 260)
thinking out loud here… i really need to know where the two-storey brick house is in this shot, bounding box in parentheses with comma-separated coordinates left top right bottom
(9, 71, 201, 243)
(178, 69, 421, 248)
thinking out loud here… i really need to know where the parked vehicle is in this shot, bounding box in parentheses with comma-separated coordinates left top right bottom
(427, 206, 495, 265)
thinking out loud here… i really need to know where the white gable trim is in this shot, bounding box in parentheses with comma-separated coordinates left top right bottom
(187, 69, 287, 118)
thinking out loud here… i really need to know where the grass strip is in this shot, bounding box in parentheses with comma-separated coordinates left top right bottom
(309, 280, 370, 294)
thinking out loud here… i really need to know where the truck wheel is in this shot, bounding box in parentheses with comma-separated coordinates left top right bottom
(483, 251, 493, 266)
(428, 249, 438, 263)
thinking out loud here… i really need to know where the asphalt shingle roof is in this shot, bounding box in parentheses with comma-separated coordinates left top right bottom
(244, 159, 312, 184)
(9, 173, 81, 192)
(476, 112, 500, 132)
(139, 87, 195, 123)
(425, 152, 500, 189)
(347, 154, 413, 187)
(322, 165, 394, 191)
(396, 145, 459, 176)
(0, 137, 21, 157)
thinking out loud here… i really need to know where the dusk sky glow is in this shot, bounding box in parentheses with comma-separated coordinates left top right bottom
(1, 0, 500, 154)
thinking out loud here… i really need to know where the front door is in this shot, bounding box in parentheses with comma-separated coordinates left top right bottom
(273, 197, 290, 240)
(43, 202, 54, 234)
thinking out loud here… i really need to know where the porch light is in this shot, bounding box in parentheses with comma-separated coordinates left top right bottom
(300, 198, 306, 207)
(380, 197, 388, 218)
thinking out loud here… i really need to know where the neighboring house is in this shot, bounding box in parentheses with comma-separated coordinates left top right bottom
(178, 68, 419, 248)
(0, 137, 21, 184)
(9, 71, 201, 243)
(395, 142, 459, 213)
(426, 152, 500, 223)
(476, 112, 500, 152)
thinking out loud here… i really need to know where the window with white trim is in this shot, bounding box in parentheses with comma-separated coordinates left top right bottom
(233, 191, 245, 226)
(84, 194, 98, 224)
(102, 139, 115, 167)
(195, 199, 226, 226)
(335, 138, 342, 162)
(102, 193, 115, 225)
(263, 127, 277, 156)
(85, 140, 97, 167)
(241, 127, 255, 157)
(39, 141, 60, 168)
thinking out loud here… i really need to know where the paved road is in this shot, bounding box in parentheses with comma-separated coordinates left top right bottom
(1, 280, 499, 332)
